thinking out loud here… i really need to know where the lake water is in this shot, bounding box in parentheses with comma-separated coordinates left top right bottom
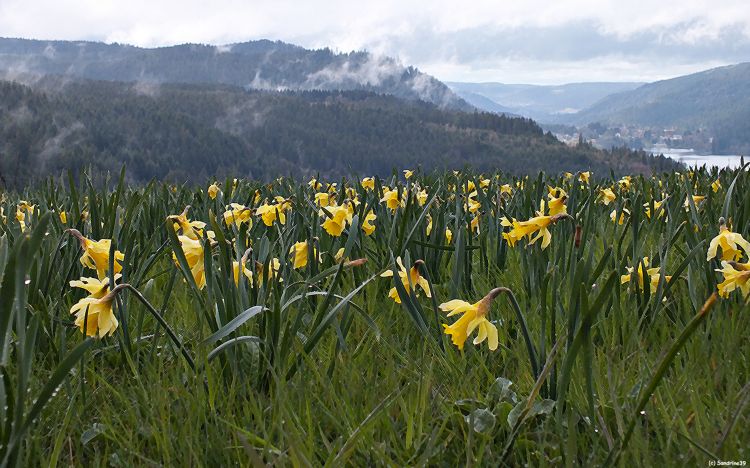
(647, 147, 746, 169)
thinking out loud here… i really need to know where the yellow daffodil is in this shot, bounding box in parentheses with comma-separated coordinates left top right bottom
(169, 206, 207, 239)
(18, 201, 35, 216)
(470, 215, 480, 234)
(547, 186, 567, 215)
(361, 177, 375, 191)
(684, 195, 706, 210)
(308, 178, 322, 190)
(173, 235, 206, 289)
(68, 230, 125, 280)
(208, 183, 220, 199)
(334, 247, 347, 262)
(502, 201, 569, 250)
(69, 276, 120, 338)
(255, 201, 286, 227)
(500, 184, 513, 196)
(255, 258, 281, 286)
(220, 203, 251, 228)
(416, 189, 428, 206)
(440, 288, 504, 351)
(610, 208, 629, 225)
(362, 210, 376, 236)
(380, 257, 431, 304)
(289, 241, 320, 269)
(578, 171, 591, 184)
(620, 257, 671, 293)
(716, 261, 750, 298)
(59, 211, 67, 224)
(563, 172, 574, 180)
(315, 192, 333, 207)
(618, 176, 631, 191)
(16, 204, 31, 232)
(403, 169, 414, 179)
(707, 221, 750, 262)
(381, 188, 402, 212)
(232, 260, 253, 286)
(644, 199, 666, 220)
(445, 228, 453, 243)
(711, 179, 722, 193)
(320, 204, 353, 237)
(599, 188, 617, 206)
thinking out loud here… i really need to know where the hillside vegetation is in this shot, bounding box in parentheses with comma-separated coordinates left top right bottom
(0, 79, 676, 186)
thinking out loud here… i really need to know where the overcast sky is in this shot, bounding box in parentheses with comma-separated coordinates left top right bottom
(1, 0, 749, 84)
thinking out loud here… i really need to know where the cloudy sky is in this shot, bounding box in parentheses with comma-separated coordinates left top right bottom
(1, 0, 749, 84)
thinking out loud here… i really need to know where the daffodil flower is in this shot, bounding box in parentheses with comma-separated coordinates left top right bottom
(599, 188, 617, 206)
(416, 189, 428, 206)
(716, 261, 750, 298)
(208, 183, 221, 199)
(69, 229, 125, 280)
(361, 177, 375, 191)
(441, 288, 505, 351)
(620, 257, 671, 293)
(169, 206, 207, 239)
(707, 221, 750, 262)
(256, 201, 287, 226)
(380, 257, 431, 304)
(362, 210, 376, 236)
(610, 208, 629, 225)
(381, 188, 402, 212)
(232, 259, 253, 286)
(684, 195, 706, 210)
(173, 235, 206, 289)
(712, 179, 722, 193)
(69, 275, 121, 338)
(223, 203, 253, 228)
(290, 240, 320, 269)
(320, 204, 353, 237)
(547, 186, 567, 215)
(502, 201, 570, 250)
(644, 199, 666, 220)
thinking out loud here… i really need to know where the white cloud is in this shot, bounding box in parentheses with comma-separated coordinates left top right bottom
(0, 0, 748, 83)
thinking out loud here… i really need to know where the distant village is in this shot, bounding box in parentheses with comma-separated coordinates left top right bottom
(554, 124, 716, 154)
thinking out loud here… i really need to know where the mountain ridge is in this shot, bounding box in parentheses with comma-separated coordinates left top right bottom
(0, 37, 471, 111)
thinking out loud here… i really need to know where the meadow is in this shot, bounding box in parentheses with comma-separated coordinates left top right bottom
(0, 165, 748, 466)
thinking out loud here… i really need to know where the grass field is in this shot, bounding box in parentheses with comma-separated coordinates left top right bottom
(0, 165, 748, 466)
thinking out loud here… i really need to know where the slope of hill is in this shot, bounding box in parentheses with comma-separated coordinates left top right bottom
(569, 63, 750, 153)
(0, 37, 470, 110)
(0, 79, 676, 185)
(447, 81, 642, 122)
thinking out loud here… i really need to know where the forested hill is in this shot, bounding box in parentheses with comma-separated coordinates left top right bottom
(0, 37, 469, 111)
(0, 78, 677, 185)
(569, 63, 750, 154)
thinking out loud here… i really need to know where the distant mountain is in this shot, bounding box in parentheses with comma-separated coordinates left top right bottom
(0, 79, 676, 186)
(0, 37, 470, 110)
(447, 81, 642, 122)
(567, 63, 750, 154)
(446, 89, 518, 116)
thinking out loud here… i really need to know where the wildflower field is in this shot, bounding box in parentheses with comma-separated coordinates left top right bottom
(0, 165, 749, 466)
